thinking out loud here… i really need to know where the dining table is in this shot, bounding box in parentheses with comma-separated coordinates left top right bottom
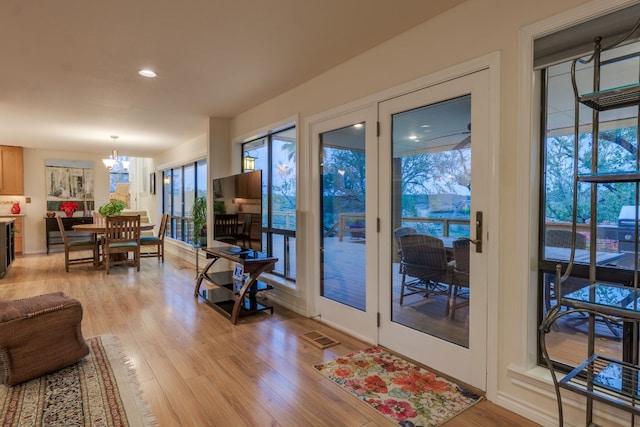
(72, 223, 156, 267)
(544, 246, 626, 266)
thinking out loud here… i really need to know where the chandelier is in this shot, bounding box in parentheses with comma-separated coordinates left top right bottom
(102, 136, 130, 171)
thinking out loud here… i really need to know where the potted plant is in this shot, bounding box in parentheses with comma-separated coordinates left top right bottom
(192, 196, 207, 246)
(97, 200, 126, 216)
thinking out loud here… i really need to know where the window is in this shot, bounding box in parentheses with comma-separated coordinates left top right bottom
(108, 157, 130, 193)
(242, 125, 296, 281)
(162, 159, 207, 245)
(539, 40, 640, 369)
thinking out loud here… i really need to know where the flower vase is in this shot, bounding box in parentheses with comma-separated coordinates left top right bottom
(64, 210, 74, 218)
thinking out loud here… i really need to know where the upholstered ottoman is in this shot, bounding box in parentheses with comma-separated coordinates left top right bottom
(0, 292, 90, 385)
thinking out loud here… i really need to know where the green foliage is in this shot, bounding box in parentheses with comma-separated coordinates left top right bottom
(213, 201, 226, 214)
(97, 200, 126, 216)
(192, 196, 207, 242)
(545, 129, 638, 225)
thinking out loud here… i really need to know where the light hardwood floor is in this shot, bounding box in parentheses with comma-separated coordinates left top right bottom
(0, 252, 540, 426)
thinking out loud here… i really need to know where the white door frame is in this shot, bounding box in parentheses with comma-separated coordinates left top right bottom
(309, 106, 378, 342)
(378, 69, 492, 391)
(305, 51, 500, 398)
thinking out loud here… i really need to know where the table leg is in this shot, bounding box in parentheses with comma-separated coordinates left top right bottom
(230, 262, 273, 324)
(193, 255, 220, 297)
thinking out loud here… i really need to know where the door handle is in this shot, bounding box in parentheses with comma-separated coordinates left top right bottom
(466, 211, 482, 253)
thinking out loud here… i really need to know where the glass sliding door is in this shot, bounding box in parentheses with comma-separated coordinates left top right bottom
(320, 123, 367, 310)
(312, 106, 378, 341)
(378, 70, 491, 391)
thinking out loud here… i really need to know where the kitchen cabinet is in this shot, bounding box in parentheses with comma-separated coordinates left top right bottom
(0, 219, 15, 278)
(0, 216, 23, 254)
(235, 171, 261, 199)
(0, 146, 23, 195)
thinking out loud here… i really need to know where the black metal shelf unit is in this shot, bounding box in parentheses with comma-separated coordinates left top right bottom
(540, 25, 640, 426)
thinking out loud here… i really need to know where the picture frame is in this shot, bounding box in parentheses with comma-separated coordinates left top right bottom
(232, 263, 244, 281)
(150, 172, 156, 195)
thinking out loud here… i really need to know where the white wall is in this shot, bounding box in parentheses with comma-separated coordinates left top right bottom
(218, 1, 634, 426)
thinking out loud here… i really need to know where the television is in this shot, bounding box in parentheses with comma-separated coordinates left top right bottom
(212, 170, 262, 253)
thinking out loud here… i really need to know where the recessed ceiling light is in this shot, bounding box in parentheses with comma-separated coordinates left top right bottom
(138, 69, 157, 78)
(409, 135, 418, 140)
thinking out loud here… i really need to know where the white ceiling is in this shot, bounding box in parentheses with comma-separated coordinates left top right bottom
(0, 0, 464, 157)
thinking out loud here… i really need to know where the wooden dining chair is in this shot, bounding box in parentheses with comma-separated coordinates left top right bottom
(213, 214, 239, 245)
(103, 215, 141, 274)
(56, 215, 98, 272)
(141, 213, 169, 262)
(236, 213, 253, 247)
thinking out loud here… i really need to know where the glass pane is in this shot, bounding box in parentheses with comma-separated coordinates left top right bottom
(542, 272, 622, 367)
(391, 95, 471, 347)
(172, 168, 182, 217)
(243, 138, 267, 231)
(184, 163, 195, 243)
(320, 122, 366, 311)
(272, 129, 296, 232)
(162, 170, 172, 237)
(196, 159, 207, 199)
(541, 43, 640, 368)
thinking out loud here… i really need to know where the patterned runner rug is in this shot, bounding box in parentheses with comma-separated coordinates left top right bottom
(314, 346, 482, 427)
(1, 334, 157, 427)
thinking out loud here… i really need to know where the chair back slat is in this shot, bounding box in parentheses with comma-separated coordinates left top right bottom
(92, 211, 105, 226)
(105, 215, 141, 242)
(158, 213, 169, 238)
(56, 215, 70, 245)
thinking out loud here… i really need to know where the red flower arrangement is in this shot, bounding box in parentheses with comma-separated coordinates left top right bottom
(59, 201, 79, 217)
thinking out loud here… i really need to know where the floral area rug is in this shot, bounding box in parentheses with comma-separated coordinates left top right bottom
(0, 334, 157, 427)
(313, 346, 482, 426)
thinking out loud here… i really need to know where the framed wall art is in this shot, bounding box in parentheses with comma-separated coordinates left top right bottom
(45, 159, 94, 213)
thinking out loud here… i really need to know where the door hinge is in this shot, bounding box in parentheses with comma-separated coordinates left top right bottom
(377, 121, 380, 137)
(377, 312, 381, 327)
(377, 218, 380, 233)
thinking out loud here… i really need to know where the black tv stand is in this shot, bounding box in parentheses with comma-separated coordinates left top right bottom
(194, 247, 278, 324)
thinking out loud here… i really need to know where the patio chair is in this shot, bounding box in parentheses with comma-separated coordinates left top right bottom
(394, 226, 417, 273)
(545, 229, 587, 249)
(56, 215, 99, 272)
(398, 234, 454, 310)
(544, 229, 588, 312)
(446, 238, 470, 320)
(103, 214, 141, 274)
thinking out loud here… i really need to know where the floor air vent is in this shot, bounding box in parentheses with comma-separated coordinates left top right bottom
(301, 330, 340, 349)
